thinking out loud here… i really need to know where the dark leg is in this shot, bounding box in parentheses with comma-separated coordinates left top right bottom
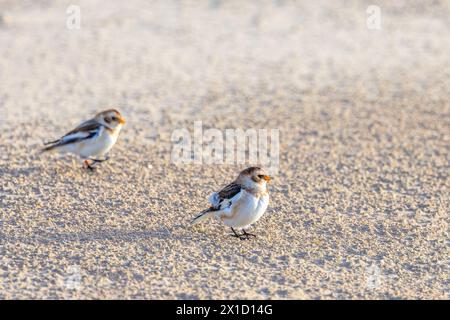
(89, 156, 110, 167)
(231, 228, 244, 240)
(231, 227, 240, 237)
(230, 227, 245, 240)
(84, 160, 96, 171)
(243, 229, 256, 239)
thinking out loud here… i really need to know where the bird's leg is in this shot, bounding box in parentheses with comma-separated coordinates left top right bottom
(243, 229, 256, 239)
(231, 227, 240, 237)
(88, 156, 110, 167)
(84, 160, 95, 171)
(230, 228, 246, 240)
(89, 156, 110, 164)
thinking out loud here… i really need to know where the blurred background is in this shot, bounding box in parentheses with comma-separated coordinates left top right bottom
(0, 0, 448, 133)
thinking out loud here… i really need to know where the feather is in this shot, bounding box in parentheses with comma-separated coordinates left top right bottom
(192, 182, 243, 225)
(42, 122, 102, 152)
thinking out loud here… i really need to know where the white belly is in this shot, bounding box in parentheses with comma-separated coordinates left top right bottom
(221, 191, 269, 229)
(60, 129, 117, 159)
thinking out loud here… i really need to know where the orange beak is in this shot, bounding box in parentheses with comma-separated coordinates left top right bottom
(119, 117, 126, 125)
(262, 175, 271, 182)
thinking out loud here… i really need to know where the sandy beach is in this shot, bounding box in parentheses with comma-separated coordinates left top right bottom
(0, 0, 448, 299)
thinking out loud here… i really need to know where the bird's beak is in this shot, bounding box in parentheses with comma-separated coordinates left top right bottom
(262, 175, 271, 182)
(119, 117, 126, 125)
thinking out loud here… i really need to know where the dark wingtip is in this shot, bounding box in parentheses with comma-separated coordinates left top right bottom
(41, 141, 60, 152)
(43, 139, 60, 146)
(41, 145, 54, 152)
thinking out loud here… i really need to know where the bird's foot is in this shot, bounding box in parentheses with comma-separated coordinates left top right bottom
(84, 160, 96, 171)
(84, 156, 109, 171)
(89, 156, 109, 165)
(230, 233, 247, 240)
(243, 230, 256, 239)
(230, 228, 252, 240)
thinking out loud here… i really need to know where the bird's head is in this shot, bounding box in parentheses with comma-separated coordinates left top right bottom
(95, 109, 126, 130)
(236, 167, 271, 191)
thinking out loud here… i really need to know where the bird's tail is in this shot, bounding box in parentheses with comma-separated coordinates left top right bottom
(41, 145, 56, 153)
(191, 208, 216, 225)
(41, 140, 60, 153)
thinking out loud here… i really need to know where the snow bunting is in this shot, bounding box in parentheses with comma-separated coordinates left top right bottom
(42, 109, 125, 170)
(192, 167, 271, 240)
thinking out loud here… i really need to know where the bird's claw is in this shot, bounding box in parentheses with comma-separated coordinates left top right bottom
(84, 156, 110, 171)
(84, 160, 96, 171)
(243, 231, 256, 239)
(231, 233, 247, 240)
(230, 228, 256, 240)
(89, 156, 109, 164)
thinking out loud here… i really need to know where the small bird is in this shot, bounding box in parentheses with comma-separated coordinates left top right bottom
(192, 167, 271, 240)
(42, 109, 125, 170)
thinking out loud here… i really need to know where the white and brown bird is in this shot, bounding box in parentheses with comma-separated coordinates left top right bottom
(192, 167, 271, 240)
(42, 109, 125, 170)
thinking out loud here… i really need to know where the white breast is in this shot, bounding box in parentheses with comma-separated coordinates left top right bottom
(61, 127, 118, 159)
(221, 190, 269, 229)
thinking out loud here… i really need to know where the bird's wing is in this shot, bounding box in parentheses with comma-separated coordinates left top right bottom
(192, 182, 242, 225)
(44, 120, 103, 149)
(208, 182, 242, 210)
(63, 119, 101, 137)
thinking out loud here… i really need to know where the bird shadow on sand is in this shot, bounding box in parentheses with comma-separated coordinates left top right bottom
(0, 165, 42, 178)
(0, 156, 82, 177)
(0, 227, 180, 245)
(0, 220, 250, 247)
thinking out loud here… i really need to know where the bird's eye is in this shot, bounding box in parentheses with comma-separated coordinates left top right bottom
(258, 175, 264, 179)
(112, 116, 117, 121)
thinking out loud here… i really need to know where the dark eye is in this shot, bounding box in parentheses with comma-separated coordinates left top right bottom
(112, 116, 117, 121)
(258, 175, 264, 179)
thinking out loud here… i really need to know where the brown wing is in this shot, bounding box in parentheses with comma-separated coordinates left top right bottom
(192, 182, 242, 223)
(43, 120, 102, 150)
(217, 182, 242, 201)
(206, 182, 242, 211)
(62, 119, 101, 138)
